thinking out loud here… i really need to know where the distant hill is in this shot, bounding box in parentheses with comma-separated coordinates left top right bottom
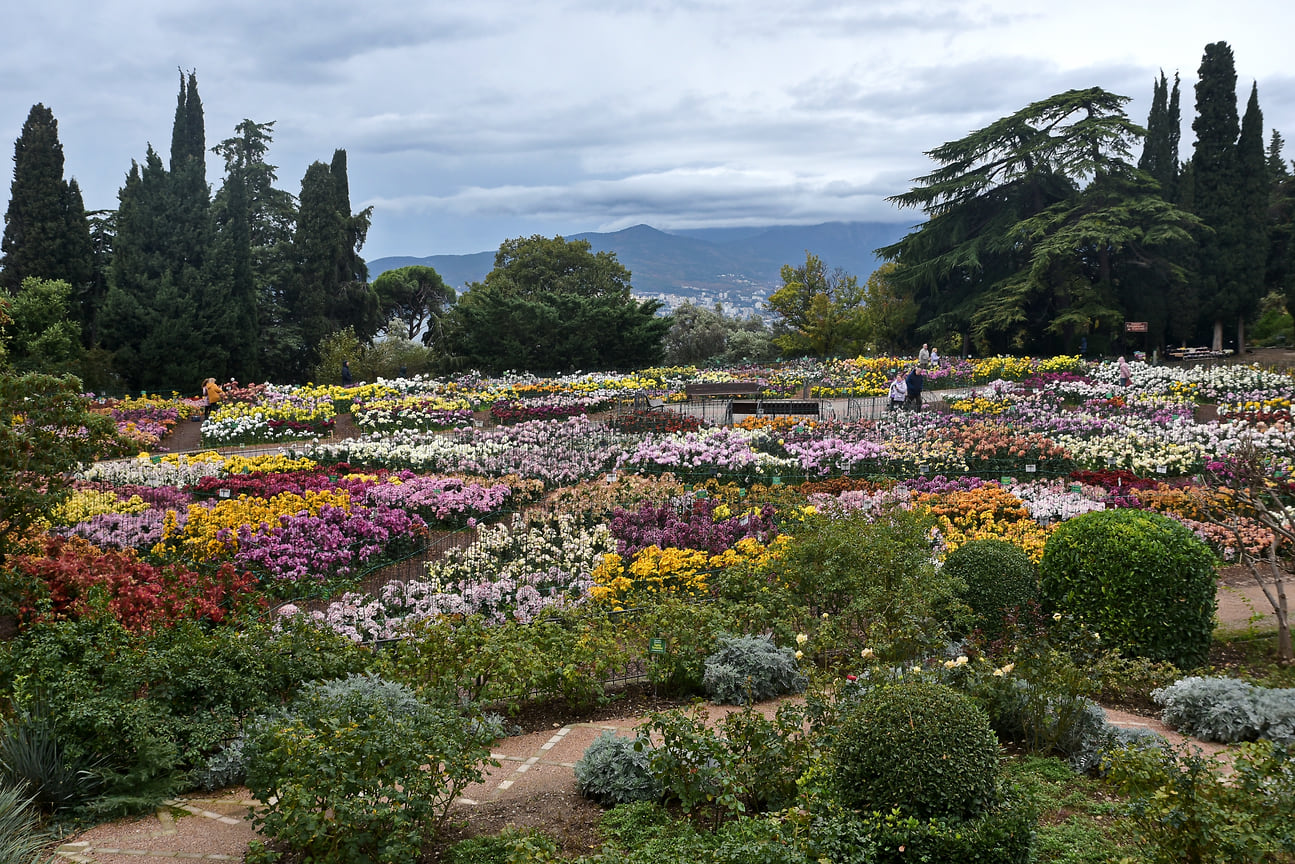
(367, 221, 912, 314)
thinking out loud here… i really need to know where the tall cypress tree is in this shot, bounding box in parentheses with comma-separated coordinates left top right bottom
(285, 160, 341, 379)
(1139, 72, 1182, 202)
(99, 73, 217, 390)
(212, 120, 297, 381)
(1236, 82, 1269, 349)
(1191, 41, 1244, 351)
(0, 104, 93, 294)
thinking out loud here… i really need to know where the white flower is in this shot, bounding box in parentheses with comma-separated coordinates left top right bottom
(796, 633, 809, 646)
(794, 650, 803, 660)
(860, 647, 875, 660)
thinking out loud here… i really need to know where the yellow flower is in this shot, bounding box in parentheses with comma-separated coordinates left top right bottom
(860, 647, 875, 660)
(1053, 612, 1063, 622)
(796, 633, 809, 646)
(794, 650, 804, 660)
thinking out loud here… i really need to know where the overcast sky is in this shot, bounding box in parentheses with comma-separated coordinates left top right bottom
(3, 1, 1293, 260)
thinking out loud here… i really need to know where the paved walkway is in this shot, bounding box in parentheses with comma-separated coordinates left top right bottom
(50, 698, 1229, 861)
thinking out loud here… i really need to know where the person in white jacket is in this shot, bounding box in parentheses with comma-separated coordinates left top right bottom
(888, 372, 907, 411)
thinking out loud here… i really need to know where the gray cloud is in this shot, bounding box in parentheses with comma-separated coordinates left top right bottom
(2, 0, 1293, 260)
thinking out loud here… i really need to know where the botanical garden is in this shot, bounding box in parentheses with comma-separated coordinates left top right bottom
(0, 352, 1292, 863)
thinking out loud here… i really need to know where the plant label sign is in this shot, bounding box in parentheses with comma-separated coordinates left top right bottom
(649, 637, 668, 655)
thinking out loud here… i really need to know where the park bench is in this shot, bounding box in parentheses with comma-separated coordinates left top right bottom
(684, 382, 763, 400)
(729, 400, 821, 418)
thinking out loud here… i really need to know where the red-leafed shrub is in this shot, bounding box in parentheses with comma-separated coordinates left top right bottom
(608, 410, 704, 435)
(9, 536, 261, 631)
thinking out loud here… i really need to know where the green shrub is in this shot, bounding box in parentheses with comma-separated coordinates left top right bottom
(242, 675, 496, 863)
(702, 634, 805, 705)
(778, 507, 967, 665)
(832, 680, 1000, 820)
(0, 613, 368, 815)
(575, 730, 662, 806)
(444, 826, 560, 864)
(0, 784, 48, 864)
(943, 538, 1037, 641)
(1039, 509, 1216, 669)
(1105, 739, 1295, 863)
(843, 798, 1036, 864)
(637, 702, 813, 828)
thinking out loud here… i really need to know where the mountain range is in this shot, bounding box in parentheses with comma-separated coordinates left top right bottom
(368, 221, 913, 314)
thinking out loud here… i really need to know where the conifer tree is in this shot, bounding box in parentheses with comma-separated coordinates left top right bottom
(1139, 71, 1181, 201)
(1236, 82, 1270, 349)
(99, 73, 217, 390)
(0, 104, 93, 294)
(1191, 41, 1245, 351)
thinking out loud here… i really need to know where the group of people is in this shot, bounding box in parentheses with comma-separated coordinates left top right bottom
(885, 343, 941, 412)
(888, 366, 925, 412)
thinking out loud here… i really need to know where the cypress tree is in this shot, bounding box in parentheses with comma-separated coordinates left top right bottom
(0, 104, 93, 293)
(1236, 82, 1269, 350)
(1140, 71, 1183, 204)
(100, 72, 217, 390)
(1191, 41, 1244, 351)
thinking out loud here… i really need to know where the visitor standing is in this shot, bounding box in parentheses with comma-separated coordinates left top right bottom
(1118, 356, 1132, 388)
(202, 377, 224, 420)
(905, 367, 924, 411)
(918, 344, 931, 367)
(929, 346, 940, 367)
(341, 360, 353, 387)
(888, 372, 907, 411)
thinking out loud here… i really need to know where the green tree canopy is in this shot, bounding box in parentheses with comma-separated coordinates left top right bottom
(0, 103, 93, 294)
(371, 265, 455, 349)
(0, 277, 82, 373)
(0, 371, 119, 563)
(765, 251, 866, 358)
(445, 235, 667, 374)
(881, 87, 1200, 354)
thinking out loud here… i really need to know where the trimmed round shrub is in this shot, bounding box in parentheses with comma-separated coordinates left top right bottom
(832, 680, 1000, 820)
(1039, 509, 1216, 668)
(574, 731, 662, 805)
(943, 538, 1037, 640)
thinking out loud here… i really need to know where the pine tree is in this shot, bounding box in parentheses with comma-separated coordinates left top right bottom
(1191, 41, 1245, 351)
(0, 104, 93, 294)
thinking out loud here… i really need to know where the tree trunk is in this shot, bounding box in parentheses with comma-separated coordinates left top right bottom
(1236, 318, 1246, 356)
(1212, 320, 1224, 353)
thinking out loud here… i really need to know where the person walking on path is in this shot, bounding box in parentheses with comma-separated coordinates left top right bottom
(888, 372, 907, 411)
(202, 377, 224, 420)
(1118, 356, 1132, 388)
(341, 360, 353, 387)
(918, 343, 931, 367)
(905, 366, 924, 411)
(929, 346, 940, 367)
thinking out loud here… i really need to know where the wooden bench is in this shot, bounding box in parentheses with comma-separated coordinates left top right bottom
(730, 400, 821, 418)
(684, 382, 763, 400)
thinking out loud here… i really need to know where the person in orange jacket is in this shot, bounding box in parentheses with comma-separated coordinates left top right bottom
(202, 377, 224, 420)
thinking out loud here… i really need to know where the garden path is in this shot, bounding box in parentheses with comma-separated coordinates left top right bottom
(46, 698, 1229, 861)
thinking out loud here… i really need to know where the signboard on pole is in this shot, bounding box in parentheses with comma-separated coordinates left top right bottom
(1125, 321, 1148, 332)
